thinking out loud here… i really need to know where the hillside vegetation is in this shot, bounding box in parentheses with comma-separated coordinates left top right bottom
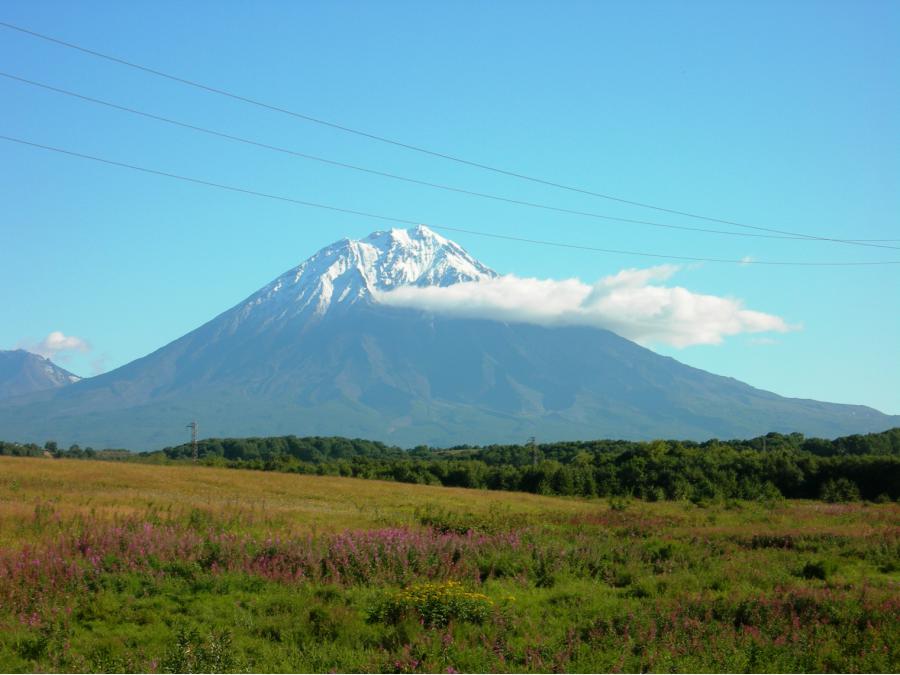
(0, 456, 898, 672)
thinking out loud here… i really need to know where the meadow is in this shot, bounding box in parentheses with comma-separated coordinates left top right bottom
(0, 456, 897, 673)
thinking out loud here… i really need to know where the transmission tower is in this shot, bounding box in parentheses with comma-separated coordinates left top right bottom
(528, 436, 537, 466)
(186, 421, 198, 462)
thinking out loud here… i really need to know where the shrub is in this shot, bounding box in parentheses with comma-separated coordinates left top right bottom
(820, 478, 861, 503)
(799, 559, 837, 580)
(368, 580, 493, 628)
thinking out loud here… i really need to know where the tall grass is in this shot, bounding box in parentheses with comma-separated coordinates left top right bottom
(0, 456, 897, 672)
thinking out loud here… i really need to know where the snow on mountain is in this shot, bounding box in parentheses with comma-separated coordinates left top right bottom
(239, 225, 496, 322)
(0, 350, 81, 400)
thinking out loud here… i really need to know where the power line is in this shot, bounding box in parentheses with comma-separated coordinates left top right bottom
(2, 20, 895, 250)
(0, 135, 420, 223)
(2, 133, 898, 267)
(3, 70, 896, 251)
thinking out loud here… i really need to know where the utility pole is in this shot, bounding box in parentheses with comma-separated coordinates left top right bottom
(528, 436, 537, 466)
(186, 421, 198, 462)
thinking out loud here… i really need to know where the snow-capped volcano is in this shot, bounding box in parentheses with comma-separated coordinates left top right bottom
(1, 225, 897, 450)
(240, 225, 496, 321)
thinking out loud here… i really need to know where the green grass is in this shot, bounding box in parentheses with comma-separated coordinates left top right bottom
(0, 456, 897, 672)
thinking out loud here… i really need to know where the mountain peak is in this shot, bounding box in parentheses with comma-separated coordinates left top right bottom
(0, 349, 81, 400)
(238, 226, 495, 321)
(363, 223, 443, 244)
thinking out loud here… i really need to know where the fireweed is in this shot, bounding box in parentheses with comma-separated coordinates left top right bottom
(0, 517, 522, 619)
(0, 500, 897, 672)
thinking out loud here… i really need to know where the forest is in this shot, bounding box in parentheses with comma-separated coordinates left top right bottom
(2, 428, 898, 502)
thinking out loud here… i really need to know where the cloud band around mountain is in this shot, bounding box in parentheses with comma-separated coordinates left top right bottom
(374, 265, 794, 348)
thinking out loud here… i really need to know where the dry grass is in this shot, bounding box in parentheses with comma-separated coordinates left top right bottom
(0, 456, 592, 545)
(2, 455, 897, 547)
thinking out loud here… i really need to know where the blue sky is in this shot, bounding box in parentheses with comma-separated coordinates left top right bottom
(1, 0, 898, 414)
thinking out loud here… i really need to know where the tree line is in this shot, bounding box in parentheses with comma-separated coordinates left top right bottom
(2, 428, 898, 502)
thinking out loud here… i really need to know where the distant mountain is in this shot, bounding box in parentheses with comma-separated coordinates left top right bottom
(0, 350, 80, 400)
(0, 226, 896, 450)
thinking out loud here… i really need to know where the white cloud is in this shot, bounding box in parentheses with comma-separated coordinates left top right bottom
(374, 266, 795, 348)
(29, 331, 91, 361)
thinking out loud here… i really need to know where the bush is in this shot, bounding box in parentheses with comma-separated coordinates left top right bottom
(799, 559, 837, 581)
(368, 580, 493, 628)
(820, 478, 861, 503)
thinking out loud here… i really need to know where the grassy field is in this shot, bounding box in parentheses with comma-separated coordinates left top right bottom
(0, 456, 898, 672)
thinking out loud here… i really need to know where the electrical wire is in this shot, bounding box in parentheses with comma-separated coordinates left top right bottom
(1, 20, 896, 250)
(8, 70, 895, 249)
(3, 133, 898, 267)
